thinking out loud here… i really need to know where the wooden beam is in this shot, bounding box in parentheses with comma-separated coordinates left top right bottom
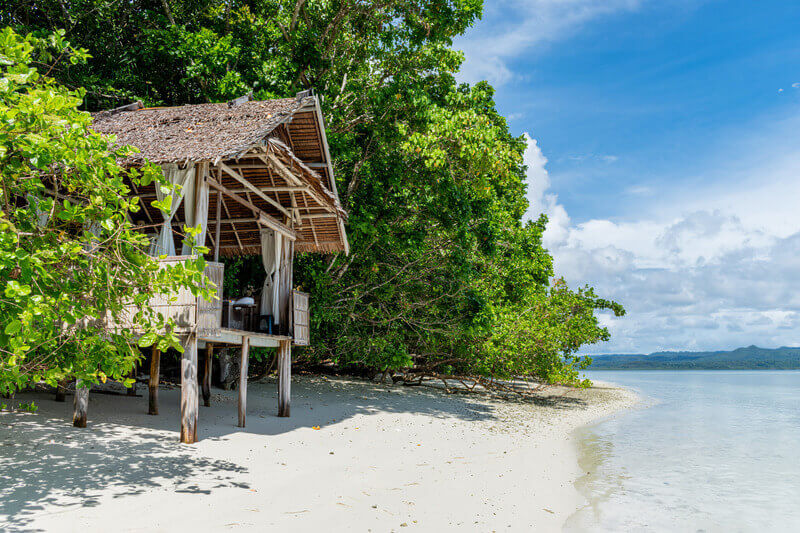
(128, 179, 154, 224)
(198, 328, 285, 348)
(302, 213, 338, 220)
(136, 186, 309, 200)
(214, 191, 222, 262)
(180, 334, 199, 444)
(277, 340, 291, 417)
(72, 382, 89, 427)
(300, 188, 319, 247)
(218, 192, 244, 253)
(206, 217, 257, 225)
(233, 186, 309, 193)
(262, 151, 336, 215)
(149, 346, 160, 415)
(310, 96, 350, 255)
(218, 162, 292, 219)
(203, 343, 213, 407)
(207, 178, 298, 242)
(238, 336, 250, 427)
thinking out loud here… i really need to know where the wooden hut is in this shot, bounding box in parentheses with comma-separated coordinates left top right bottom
(87, 90, 348, 443)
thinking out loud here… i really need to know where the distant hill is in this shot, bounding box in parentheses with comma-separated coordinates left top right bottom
(590, 345, 800, 370)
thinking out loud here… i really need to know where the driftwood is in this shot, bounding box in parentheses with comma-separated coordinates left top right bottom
(395, 371, 548, 396)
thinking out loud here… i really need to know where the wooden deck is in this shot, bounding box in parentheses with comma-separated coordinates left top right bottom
(198, 328, 291, 348)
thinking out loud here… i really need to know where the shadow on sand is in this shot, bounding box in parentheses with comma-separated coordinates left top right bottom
(0, 375, 587, 531)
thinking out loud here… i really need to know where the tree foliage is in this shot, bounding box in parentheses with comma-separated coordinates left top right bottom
(0, 28, 211, 394)
(3, 0, 625, 386)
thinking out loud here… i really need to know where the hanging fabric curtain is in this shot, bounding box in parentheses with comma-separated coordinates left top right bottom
(181, 166, 209, 256)
(27, 194, 50, 227)
(260, 228, 283, 324)
(150, 163, 195, 257)
(82, 221, 102, 253)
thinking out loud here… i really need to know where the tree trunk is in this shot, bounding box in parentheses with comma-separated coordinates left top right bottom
(72, 382, 89, 427)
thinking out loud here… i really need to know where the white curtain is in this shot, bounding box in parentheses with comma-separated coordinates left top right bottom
(150, 163, 195, 257)
(181, 169, 209, 256)
(27, 194, 50, 227)
(260, 228, 283, 324)
(83, 221, 102, 253)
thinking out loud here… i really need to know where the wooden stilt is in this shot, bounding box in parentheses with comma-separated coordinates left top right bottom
(55, 379, 67, 402)
(148, 346, 160, 415)
(203, 343, 213, 407)
(72, 381, 89, 427)
(238, 336, 250, 427)
(180, 334, 199, 443)
(278, 339, 291, 417)
(127, 363, 138, 396)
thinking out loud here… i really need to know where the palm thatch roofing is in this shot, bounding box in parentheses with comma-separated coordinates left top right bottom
(92, 95, 312, 166)
(91, 92, 348, 256)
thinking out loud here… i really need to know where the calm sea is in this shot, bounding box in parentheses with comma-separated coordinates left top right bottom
(566, 371, 800, 532)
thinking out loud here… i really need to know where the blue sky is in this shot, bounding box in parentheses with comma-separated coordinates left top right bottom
(454, 0, 800, 353)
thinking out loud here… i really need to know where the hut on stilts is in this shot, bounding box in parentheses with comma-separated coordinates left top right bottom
(80, 90, 348, 443)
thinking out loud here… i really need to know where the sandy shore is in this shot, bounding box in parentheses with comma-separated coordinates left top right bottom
(0, 375, 637, 532)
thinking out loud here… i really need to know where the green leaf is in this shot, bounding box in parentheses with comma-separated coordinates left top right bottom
(4, 320, 21, 335)
(137, 331, 157, 347)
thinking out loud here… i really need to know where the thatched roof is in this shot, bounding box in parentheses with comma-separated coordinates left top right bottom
(92, 95, 315, 165)
(92, 93, 349, 256)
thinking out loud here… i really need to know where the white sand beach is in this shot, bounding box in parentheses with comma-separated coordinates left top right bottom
(0, 376, 637, 532)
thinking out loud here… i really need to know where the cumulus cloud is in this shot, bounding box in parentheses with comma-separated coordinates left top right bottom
(454, 0, 643, 85)
(521, 133, 800, 354)
(521, 133, 571, 246)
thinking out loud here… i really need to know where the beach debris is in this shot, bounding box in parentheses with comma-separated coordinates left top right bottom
(312, 426, 321, 430)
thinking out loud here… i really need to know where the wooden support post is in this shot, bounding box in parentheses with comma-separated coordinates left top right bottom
(72, 381, 89, 428)
(213, 192, 222, 262)
(203, 343, 213, 407)
(180, 334, 199, 444)
(55, 379, 67, 402)
(238, 337, 250, 427)
(148, 346, 160, 415)
(127, 363, 138, 396)
(278, 339, 291, 417)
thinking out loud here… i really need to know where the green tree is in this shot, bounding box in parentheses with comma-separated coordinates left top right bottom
(2, 0, 625, 386)
(0, 28, 211, 395)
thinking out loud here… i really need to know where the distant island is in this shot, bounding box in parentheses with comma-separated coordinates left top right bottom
(590, 346, 800, 370)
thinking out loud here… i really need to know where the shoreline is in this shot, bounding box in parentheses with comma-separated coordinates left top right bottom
(1, 375, 637, 532)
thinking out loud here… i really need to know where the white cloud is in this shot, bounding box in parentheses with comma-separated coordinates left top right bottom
(522, 133, 571, 246)
(454, 0, 643, 85)
(625, 185, 653, 196)
(521, 130, 800, 354)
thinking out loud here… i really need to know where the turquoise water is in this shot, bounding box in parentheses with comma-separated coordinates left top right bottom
(566, 371, 800, 532)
